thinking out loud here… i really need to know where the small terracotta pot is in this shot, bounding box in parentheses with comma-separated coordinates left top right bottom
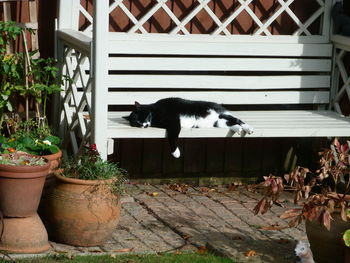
(0, 213, 50, 254)
(42, 149, 62, 188)
(0, 154, 50, 217)
(44, 173, 121, 246)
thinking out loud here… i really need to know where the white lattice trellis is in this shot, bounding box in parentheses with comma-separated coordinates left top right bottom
(331, 35, 350, 115)
(77, 0, 330, 38)
(59, 45, 92, 155)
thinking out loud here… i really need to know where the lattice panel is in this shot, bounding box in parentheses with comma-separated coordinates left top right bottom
(332, 47, 350, 116)
(60, 46, 92, 155)
(78, 0, 328, 35)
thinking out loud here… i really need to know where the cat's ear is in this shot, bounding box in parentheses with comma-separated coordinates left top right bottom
(122, 115, 130, 121)
(134, 101, 141, 109)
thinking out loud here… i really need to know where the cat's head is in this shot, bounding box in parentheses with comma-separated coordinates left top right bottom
(123, 101, 152, 128)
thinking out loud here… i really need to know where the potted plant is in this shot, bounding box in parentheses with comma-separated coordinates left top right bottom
(0, 21, 63, 179)
(43, 144, 127, 246)
(0, 152, 50, 217)
(253, 138, 350, 263)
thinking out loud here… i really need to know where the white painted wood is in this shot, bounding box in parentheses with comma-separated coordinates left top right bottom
(58, 0, 80, 30)
(108, 57, 331, 72)
(108, 31, 331, 44)
(106, 110, 350, 139)
(332, 34, 350, 52)
(108, 37, 332, 56)
(108, 75, 330, 90)
(106, 91, 330, 105)
(57, 29, 92, 55)
(92, 0, 109, 159)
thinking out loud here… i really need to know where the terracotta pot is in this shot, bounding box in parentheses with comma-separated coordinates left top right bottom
(44, 173, 121, 246)
(0, 154, 50, 217)
(0, 213, 50, 253)
(306, 212, 350, 263)
(42, 149, 62, 188)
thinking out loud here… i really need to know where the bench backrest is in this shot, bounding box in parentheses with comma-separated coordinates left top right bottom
(107, 34, 333, 109)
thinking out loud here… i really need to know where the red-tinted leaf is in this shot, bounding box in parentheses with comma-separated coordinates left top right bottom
(253, 198, 266, 215)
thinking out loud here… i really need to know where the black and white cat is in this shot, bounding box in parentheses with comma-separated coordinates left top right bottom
(123, 98, 253, 158)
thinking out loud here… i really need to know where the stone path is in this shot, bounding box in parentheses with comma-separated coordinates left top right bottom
(13, 184, 307, 262)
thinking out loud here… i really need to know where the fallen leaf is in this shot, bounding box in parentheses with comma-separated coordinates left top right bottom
(182, 234, 191, 240)
(244, 250, 257, 257)
(168, 183, 190, 193)
(174, 250, 182, 255)
(112, 248, 133, 253)
(83, 114, 90, 120)
(232, 236, 244, 241)
(197, 246, 208, 254)
(110, 253, 117, 258)
(146, 192, 158, 197)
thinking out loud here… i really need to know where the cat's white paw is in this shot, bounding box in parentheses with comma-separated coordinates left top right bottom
(231, 124, 243, 135)
(172, 147, 181, 158)
(241, 123, 254, 134)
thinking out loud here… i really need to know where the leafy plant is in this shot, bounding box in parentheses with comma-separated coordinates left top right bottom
(0, 153, 47, 166)
(0, 21, 62, 155)
(253, 138, 350, 230)
(61, 144, 127, 193)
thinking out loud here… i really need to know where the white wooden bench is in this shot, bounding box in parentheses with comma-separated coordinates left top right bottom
(55, 0, 350, 159)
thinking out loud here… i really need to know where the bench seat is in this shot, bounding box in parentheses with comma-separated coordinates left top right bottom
(108, 110, 350, 138)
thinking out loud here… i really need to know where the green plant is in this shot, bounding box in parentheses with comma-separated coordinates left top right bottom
(0, 134, 60, 155)
(61, 144, 127, 193)
(254, 138, 350, 230)
(0, 152, 46, 166)
(0, 21, 62, 154)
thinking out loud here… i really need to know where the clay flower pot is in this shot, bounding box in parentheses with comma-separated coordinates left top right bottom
(42, 149, 62, 188)
(0, 153, 50, 217)
(306, 211, 350, 263)
(0, 213, 50, 253)
(44, 172, 121, 246)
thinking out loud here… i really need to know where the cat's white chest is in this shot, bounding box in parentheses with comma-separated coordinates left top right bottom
(180, 110, 219, 128)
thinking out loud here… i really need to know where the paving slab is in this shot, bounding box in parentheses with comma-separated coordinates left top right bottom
(4, 183, 306, 262)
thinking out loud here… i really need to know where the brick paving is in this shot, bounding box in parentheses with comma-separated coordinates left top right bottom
(10, 183, 308, 262)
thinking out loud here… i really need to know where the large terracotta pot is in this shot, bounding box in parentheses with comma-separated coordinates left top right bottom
(0, 154, 50, 217)
(306, 212, 350, 263)
(0, 213, 50, 253)
(44, 173, 121, 246)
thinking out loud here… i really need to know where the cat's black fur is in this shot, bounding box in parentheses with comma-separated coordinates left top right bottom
(123, 98, 253, 158)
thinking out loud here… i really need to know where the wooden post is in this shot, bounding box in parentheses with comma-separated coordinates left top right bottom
(92, 0, 109, 159)
(58, 0, 80, 30)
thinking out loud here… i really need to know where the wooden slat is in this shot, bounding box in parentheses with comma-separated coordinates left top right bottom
(108, 57, 331, 72)
(108, 35, 333, 57)
(106, 91, 329, 105)
(106, 111, 350, 138)
(108, 75, 330, 90)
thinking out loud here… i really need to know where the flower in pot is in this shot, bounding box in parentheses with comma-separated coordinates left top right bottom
(253, 138, 350, 263)
(43, 144, 127, 246)
(0, 152, 50, 217)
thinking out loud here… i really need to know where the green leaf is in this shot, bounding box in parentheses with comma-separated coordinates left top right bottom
(44, 135, 60, 145)
(343, 229, 350, 247)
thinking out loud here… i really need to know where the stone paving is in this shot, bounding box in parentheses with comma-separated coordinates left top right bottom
(13, 183, 307, 262)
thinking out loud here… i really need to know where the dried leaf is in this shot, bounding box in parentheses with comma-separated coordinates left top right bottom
(244, 250, 257, 257)
(232, 235, 245, 240)
(146, 192, 158, 197)
(197, 246, 208, 254)
(182, 234, 191, 240)
(322, 210, 332, 230)
(83, 114, 90, 120)
(253, 198, 266, 215)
